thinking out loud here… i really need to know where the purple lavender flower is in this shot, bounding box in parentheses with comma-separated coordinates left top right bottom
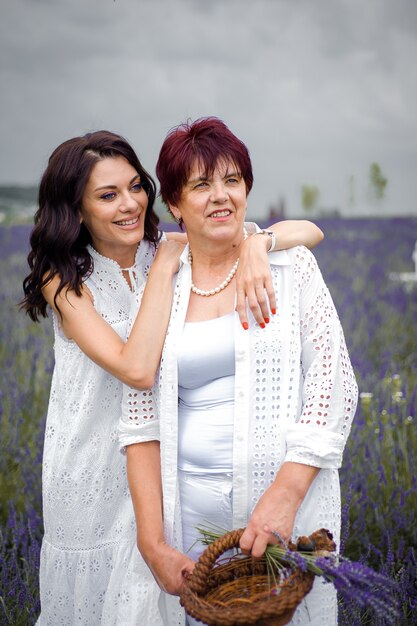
(315, 556, 400, 620)
(283, 548, 309, 572)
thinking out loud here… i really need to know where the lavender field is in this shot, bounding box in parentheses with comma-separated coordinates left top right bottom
(1, 218, 416, 625)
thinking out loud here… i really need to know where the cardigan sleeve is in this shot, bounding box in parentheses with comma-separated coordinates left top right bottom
(118, 383, 160, 454)
(118, 285, 161, 454)
(284, 247, 358, 469)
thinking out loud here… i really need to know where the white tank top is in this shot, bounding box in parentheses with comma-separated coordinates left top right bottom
(177, 313, 235, 473)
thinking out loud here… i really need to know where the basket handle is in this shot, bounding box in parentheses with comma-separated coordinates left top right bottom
(187, 528, 245, 594)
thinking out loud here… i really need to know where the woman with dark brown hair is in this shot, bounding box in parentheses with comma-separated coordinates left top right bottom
(22, 129, 323, 624)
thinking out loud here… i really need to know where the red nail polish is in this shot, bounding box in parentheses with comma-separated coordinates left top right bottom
(260, 322, 265, 329)
(242, 322, 249, 330)
(271, 308, 277, 315)
(264, 317, 270, 324)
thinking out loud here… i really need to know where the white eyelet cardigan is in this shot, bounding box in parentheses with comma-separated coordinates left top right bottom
(119, 244, 358, 625)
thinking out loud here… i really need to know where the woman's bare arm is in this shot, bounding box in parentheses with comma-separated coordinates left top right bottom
(268, 220, 324, 251)
(126, 442, 194, 595)
(43, 240, 184, 389)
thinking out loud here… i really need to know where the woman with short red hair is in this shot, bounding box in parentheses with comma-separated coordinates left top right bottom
(121, 118, 358, 626)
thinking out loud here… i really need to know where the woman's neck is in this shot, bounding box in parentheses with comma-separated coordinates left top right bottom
(187, 230, 246, 271)
(90, 241, 140, 269)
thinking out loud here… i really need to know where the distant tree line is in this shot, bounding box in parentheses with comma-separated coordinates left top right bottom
(300, 162, 388, 215)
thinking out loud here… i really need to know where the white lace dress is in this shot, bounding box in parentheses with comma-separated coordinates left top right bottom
(37, 242, 163, 626)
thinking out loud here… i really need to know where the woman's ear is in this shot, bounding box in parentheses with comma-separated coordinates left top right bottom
(169, 204, 182, 223)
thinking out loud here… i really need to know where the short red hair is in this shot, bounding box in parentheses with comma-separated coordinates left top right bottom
(156, 117, 253, 208)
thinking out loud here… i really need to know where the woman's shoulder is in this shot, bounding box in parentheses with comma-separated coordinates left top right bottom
(269, 247, 320, 288)
(42, 272, 93, 313)
(279, 245, 317, 265)
(268, 245, 312, 265)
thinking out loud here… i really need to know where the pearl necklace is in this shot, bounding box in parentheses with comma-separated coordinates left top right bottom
(189, 229, 247, 297)
(189, 252, 239, 296)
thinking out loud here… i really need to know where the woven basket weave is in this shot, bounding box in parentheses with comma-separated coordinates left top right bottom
(180, 528, 318, 626)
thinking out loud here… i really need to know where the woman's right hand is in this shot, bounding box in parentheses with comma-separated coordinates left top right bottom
(152, 239, 185, 276)
(142, 540, 195, 596)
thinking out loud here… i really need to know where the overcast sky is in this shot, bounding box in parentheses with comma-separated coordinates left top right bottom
(1, 0, 416, 218)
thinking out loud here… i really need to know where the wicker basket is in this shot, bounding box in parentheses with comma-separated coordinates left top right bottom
(180, 528, 319, 626)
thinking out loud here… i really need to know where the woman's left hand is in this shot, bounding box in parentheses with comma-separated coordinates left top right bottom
(239, 484, 297, 559)
(240, 463, 319, 558)
(235, 234, 276, 329)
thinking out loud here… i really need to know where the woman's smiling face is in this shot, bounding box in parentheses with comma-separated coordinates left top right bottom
(170, 159, 247, 247)
(80, 156, 148, 262)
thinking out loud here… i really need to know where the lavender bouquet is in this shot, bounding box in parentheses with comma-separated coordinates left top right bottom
(196, 525, 400, 622)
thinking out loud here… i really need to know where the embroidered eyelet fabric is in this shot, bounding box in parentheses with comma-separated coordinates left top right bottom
(119, 245, 358, 626)
(37, 240, 167, 626)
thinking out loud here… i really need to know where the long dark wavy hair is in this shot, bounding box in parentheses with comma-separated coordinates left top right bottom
(21, 130, 159, 321)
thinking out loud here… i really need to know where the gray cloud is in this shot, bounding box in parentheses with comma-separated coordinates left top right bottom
(1, 0, 416, 217)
